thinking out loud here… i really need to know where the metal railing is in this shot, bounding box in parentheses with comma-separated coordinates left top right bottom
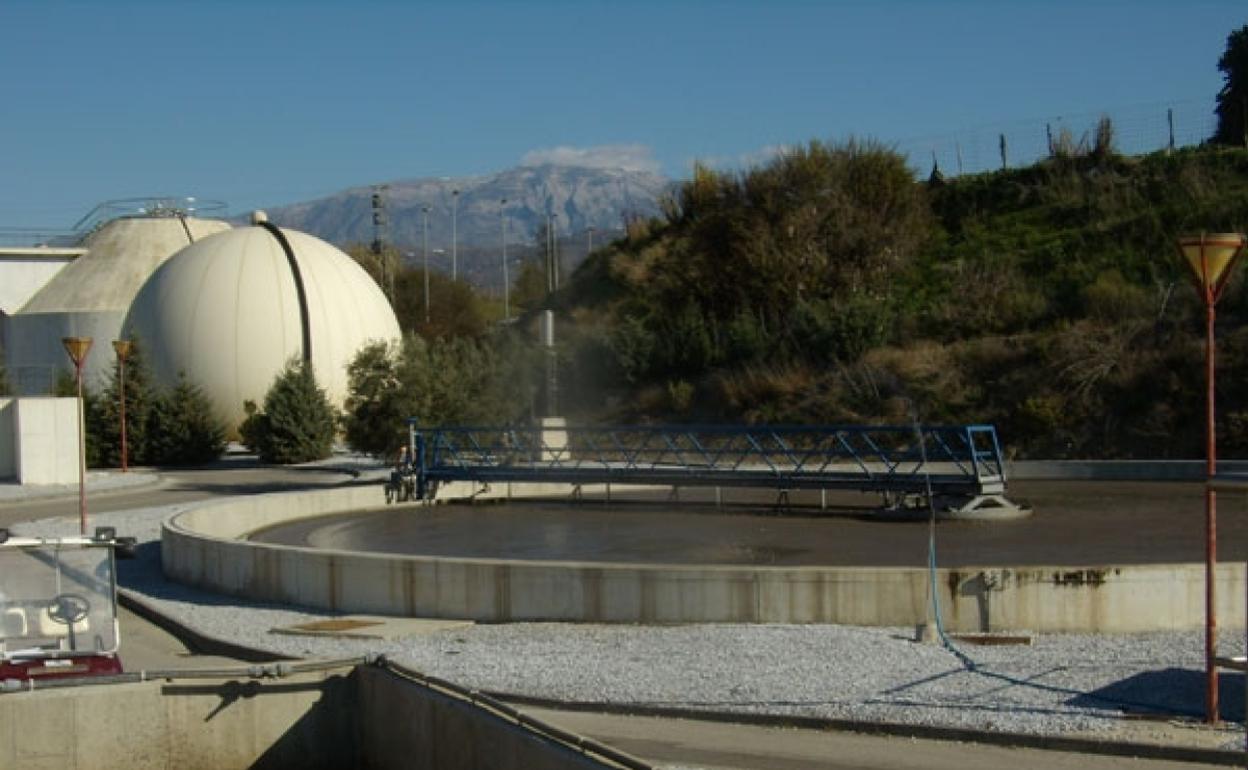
(0, 197, 229, 248)
(409, 422, 1006, 502)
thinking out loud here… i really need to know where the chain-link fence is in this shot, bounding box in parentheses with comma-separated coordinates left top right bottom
(896, 100, 1221, 178)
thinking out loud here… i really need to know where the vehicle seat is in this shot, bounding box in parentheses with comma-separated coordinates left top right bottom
(2, 608, 27, 637)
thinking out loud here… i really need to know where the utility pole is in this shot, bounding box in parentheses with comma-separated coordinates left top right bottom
(551, 213, 560, 290)
(421, 205, 431, 324)
(451, 188, 459, 281)
(371, 185, 392, 303)
(501, 198, 509, 320)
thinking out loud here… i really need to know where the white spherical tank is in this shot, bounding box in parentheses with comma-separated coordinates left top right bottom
(124, 218, 400, 429)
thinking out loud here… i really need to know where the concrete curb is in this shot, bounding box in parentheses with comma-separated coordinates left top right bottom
(492, 693, 1244, 766)
(118, 589, 290, 664)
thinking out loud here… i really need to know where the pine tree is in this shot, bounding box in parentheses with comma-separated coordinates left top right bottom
(93, 340, 159, 466)
(149, 373, 227, 465)
(250, 360, 338, 464)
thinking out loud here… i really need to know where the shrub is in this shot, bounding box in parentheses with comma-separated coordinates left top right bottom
(148, 374, 227, 465)
(341, 333, 535, 456)
(341, 340, 413, 457)
(91, 340, 160, 466)
(608, 314, 657, 384)
(246, 361, 338, 464)
(786, 295, 891, 363)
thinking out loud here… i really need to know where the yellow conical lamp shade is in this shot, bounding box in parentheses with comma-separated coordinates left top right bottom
(61, 336, 93, 367)
(1178, 233, 1245, 298)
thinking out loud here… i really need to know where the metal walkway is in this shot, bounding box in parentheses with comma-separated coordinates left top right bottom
(408, 423, 1014, 514)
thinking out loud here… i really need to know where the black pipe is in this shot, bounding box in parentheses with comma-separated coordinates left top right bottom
(256, 220, 312, 366)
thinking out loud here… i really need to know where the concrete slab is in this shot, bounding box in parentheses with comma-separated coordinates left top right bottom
(270, 615, 474, 640)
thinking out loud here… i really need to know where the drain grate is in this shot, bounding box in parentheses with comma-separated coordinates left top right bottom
(285, 619, 383, 633)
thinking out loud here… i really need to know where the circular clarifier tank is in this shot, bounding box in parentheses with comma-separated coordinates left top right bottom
(249, 480, 1248, 567)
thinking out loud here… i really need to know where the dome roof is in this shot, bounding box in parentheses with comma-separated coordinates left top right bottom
(20, 216, 231, 314)
(124, 222, 400, 428)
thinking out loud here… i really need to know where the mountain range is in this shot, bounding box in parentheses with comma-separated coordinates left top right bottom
(260, 164, 670, 284)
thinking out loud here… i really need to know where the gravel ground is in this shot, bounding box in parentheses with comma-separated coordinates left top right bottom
(12, 503, 1248, 754)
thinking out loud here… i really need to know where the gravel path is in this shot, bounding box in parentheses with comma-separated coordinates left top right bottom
(12, 504, 1248, 754)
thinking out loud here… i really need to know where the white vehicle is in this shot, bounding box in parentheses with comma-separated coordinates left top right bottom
(0, 527, 133, 682)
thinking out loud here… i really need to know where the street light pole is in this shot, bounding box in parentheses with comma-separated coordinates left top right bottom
(1176, 232, 1246, 724)
(112, 339, 133, 473)
(550, 213, 560, 290)
(451, 189, 459, 281)
(501, 198, 509, 320)
(421, 205, 431, 325)
(62, 336, 93, 535)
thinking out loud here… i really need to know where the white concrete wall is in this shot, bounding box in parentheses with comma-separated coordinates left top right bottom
(11, 397, 80, 484)
(160, 484, 1246, 633)
(0, 250, 80, 316)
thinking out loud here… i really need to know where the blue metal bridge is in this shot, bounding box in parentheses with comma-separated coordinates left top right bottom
(406, 422, 1013, 513)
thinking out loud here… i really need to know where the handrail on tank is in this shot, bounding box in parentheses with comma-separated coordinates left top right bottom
(70, 196, 229, 232)
(0, 197, 231, 248)
(405, 421, 1009, 502)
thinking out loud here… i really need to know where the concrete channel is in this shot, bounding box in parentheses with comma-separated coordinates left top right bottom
(0, 659, 649, 770)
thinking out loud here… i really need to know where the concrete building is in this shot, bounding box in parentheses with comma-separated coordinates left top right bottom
(124, 212, 401, 430)
(2, 210, 230, 393)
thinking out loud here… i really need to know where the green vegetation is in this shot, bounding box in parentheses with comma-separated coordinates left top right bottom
(147, 374, 227, 465)
(341, 333, 536, 457)
(58, 341, 232, 468)
(547, 137, 1248, 459)
(1215, 24, 1248, 147)
(336, 31, 1248, 460)
(348, 243, 495, 339)
(240, 361, 338, 464)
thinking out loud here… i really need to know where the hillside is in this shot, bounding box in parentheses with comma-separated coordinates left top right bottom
(551, 141, 1248, 460)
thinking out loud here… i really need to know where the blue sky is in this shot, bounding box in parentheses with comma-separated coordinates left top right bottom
(1, 0, 1244, 224)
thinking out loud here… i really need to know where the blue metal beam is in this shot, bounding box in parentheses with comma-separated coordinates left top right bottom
(407, 423, 1007, 501)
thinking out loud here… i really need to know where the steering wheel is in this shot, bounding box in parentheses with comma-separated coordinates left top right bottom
(46, 593, 91, 625)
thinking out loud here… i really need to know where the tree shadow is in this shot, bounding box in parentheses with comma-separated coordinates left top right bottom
(1068, 667, 1244, 722)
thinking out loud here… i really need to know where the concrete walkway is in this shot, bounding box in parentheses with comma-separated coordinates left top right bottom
(0, 468, 159, 502)
(524, 706, 1223, 770)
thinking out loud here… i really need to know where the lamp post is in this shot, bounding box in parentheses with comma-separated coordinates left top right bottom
(547, 213, 560, 291)
(501, 198, 510, 320)
(421, 206, 431, 324)
(111, 339, 133, 473)
(451, 189, 459, 281)
(62, 336, 93, 535)
(1176, 231, 1246, 723)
